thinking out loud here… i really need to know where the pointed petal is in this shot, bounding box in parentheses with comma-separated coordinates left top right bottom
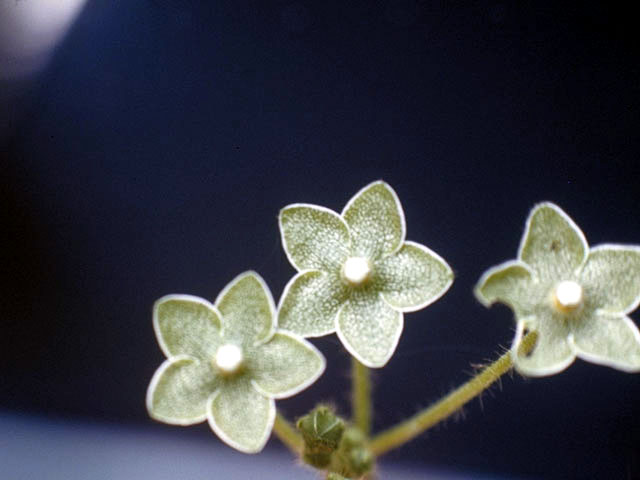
(250, 332, 326, 398)
(215, 272, 276, 345)
(336, 290, 403, 368)
(277, 270, 349, 337)
(377, 241, 453, 312)
(518, 203, 588, 280)
(580, 245, 640, 315)
(146, 356, 217, 425)
(474, 261, 536, 315)
(279, 204, 351, 272)
(153, 295, 222, 359)
(207, 380, 275, 453)
(512, 312, 576, 376)
(342, 181, 406, 260)
(571, 313, 640, 372)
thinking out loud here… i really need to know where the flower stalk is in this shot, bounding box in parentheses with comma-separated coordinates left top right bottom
(352, 357, 372, 436)
(369, 332, 538, 456)
(273, 411, 303, 454)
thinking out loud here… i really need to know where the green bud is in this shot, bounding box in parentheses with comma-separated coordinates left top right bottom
(335, 427, 373, 477)
(297, 405, 345, 469)
(338, 427, 366, 450)
(346, 446, 373, 476)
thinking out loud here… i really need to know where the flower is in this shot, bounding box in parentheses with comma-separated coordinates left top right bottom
(475, 202, 640, 376)
(146, 271, 326, 453)
(277, 181, 453, 368)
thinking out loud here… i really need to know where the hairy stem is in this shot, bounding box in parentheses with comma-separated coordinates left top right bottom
(369, 332, 538, 456)
(352, 357, 372, 436)
(273, 411, 303, 454)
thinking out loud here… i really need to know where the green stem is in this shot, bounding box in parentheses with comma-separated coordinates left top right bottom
(352, 357, 372, 436)
(369, 332, 538, 456)
(273, 411, 303, 454)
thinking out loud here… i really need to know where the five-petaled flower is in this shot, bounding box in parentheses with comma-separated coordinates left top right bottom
(475, 202, 640, 376)
(146, 271, 325, 453)
(277, 180, 453, 368)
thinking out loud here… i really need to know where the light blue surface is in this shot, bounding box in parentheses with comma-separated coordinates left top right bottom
(0, 411, 519, 479)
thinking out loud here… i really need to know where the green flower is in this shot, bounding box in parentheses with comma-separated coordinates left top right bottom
(146, 271, 326, 453)
(277, 181, 453, 368)
(476, 202, 640, 376)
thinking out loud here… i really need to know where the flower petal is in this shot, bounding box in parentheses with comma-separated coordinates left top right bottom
(474, 260, 536, 315)
(336, 290, 403, 368)
(512, 312, 575, 376)
(215, 272, 275, 345)
(147, 355, 217, 425)
(580, 245, 640, 315)
(518, 203, 588, 280)
(207, 380, 275, 453)
(277, 270, 349, 337)
(342, 181, 406, 260)
(153, 295, 222, 359)
(250, 332, 326, 398)
(377, 241, 453, 312)
(570, 313, 640, 372)
(279, 204, 351, 271)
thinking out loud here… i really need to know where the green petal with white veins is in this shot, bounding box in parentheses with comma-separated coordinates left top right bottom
(207, 380, 275, 454)
(336, 290, 403, 368)
(571, 313, 640, 372)
(215, 272, 275, 345)
(377, 241, 453, 312)
(147, 356, 218, 425)
(250, 332, 325, 398)
(512, 312, 576, 376)
(154, 295, 222, 359)
(580, 245, 640, 314)
(277, 270, 349, 337)
(279, 205, 351, 271)
(342, 181, 406, 260)
(518, 203, 588, 280)
(475, 260, 535, 315)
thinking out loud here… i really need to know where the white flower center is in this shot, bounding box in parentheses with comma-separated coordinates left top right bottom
(214, 344, 244, 375)
(552, 280, 583, 312)
(342, 257, 372, 286)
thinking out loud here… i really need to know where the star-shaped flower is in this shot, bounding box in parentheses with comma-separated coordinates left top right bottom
(277, 181, 453, 368)
(475, 202, 640, 376)
(146, 271, 326, 453)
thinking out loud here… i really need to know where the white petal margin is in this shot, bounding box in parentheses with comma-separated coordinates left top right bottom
(474, 260, 535, 313)
(377, 241, 453, 312)
(206, 381, 276, 454)
(511, 317, 576, 377)
(517, 202, 588, 281)
(153, 295, 222, 359)
(336, 291, 404, 368)
(279, 204, 352, 272)
(215, 271, 276, 346)
(341, 180, 406, 260)
(569, 313, 640, 372)
(580, 244, 640, 315)
(277, 270, 349, 337)
(251, 332, 326, 399)
(146, 355, 216, 426)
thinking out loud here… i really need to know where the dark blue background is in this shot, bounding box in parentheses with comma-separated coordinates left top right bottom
(2, 1, 639, 478)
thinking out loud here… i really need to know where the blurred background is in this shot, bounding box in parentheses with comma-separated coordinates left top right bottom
(2, 1, 639, 478)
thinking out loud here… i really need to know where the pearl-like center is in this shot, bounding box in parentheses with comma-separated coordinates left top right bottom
(214, 344, 244, 375)
(552, 280, 583, 312)
(342, 257, 372, 286)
